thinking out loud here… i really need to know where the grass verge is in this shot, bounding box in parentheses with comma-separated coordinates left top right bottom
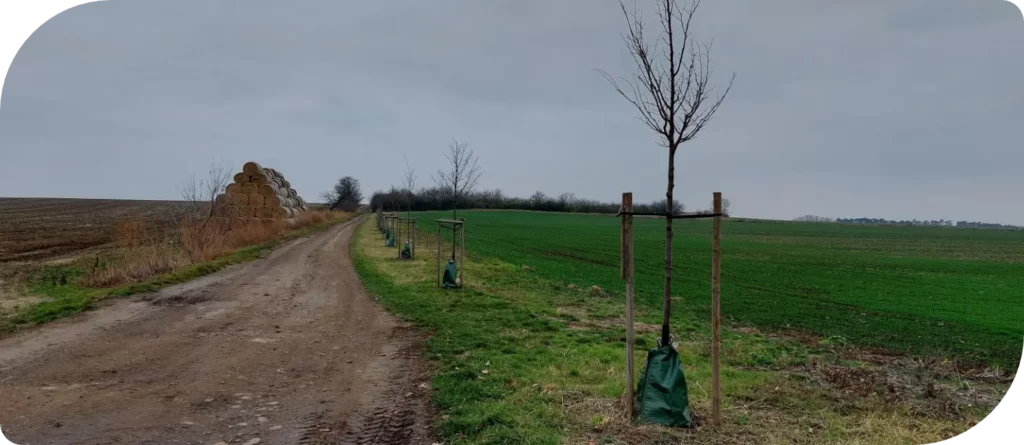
(411, 211, 1024, 371)
(0, 213, 355, 334)
(353, 217, 1010, 444)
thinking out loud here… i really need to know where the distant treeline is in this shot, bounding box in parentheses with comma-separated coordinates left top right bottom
(369, 188, 687, 215)
(795, 215, 1021, 229)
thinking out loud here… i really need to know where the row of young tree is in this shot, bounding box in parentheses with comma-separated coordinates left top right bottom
(369, 0, 734, 427)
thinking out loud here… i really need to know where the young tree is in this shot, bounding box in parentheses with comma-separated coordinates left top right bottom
(323, 176, 363, 212)
(402, 153, 417, 219)
(601, 0, 734, 346)
(432, 139, 483, 261)
(432, 138, 483, 221)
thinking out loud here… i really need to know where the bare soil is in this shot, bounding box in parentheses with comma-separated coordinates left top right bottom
(0, 217, 434, 445)
(0, 198, 192, 264)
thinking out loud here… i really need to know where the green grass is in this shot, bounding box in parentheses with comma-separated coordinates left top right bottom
(2, 215, 354, 332)
(355, 215, 1007, 444)
(413, 211, 1024, 370)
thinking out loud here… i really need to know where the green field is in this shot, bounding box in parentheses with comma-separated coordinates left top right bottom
(415, 211, 1023, 370)
(355, 211, 1020, 444)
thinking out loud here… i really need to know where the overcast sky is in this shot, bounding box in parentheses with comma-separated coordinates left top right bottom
(1, 0, 1022, 224)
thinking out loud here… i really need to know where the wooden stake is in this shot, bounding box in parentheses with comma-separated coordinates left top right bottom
(459, 222, 465, 280)
(621, 192, 635, 418)
(712, 192, 723, 427)
(437, 223, 442, 288)
(412, 222, 417, 259)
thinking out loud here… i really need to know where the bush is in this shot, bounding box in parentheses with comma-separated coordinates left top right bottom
(368, 188, 677, 215)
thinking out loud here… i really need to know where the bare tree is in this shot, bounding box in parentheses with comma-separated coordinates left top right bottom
(402, 153, 417, 218)
(432, 139, 483, 262)
(387, 185, 400, 212)
(600, 0, 734, 346)
(179, 159, 233, 263)
(432, 138, 483, 221)
(180, 158, 232, 219)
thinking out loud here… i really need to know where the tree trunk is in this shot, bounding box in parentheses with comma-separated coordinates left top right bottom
(452, 199, 458, 261)
(661, 147, 676, 347)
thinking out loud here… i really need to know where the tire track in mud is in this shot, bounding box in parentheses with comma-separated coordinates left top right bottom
(0, 217, 435, 445)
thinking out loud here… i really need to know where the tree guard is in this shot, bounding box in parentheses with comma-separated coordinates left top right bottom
(384, 213, 399, 248)
(397, 218, 417, 260)
(619, 191, 726, 428)
(435, 219, 465, 289)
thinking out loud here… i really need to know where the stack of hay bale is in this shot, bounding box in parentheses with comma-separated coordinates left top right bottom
(213, 162, 310, 231)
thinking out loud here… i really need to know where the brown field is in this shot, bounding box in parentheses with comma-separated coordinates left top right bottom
(0, 197, 339, 313)
(0, 198, 192, 265)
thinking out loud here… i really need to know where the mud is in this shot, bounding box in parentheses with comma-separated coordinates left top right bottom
(0, 217, 434, 445)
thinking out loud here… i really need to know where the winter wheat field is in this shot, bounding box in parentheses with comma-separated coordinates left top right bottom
(351, 210, 1022, 444)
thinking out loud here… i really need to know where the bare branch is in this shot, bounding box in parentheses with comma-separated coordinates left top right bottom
(599, 0, 733, 152)
(180, 158, 231, 220)
(433, 138, 483, 220)
(600, 0, 734, 348)
(402, 153, 417, 216)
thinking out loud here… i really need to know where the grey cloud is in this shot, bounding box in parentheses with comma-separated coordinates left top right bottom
(1, 0, 1022, 224)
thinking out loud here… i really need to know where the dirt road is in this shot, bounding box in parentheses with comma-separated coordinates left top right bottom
(0, 217, 434, 445)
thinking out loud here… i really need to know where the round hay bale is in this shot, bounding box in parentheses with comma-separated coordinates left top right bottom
(266, 195, 282, 208)
(246, 217, 262, 227)
(262, 218, 278, 229)
(283, 218, 298, 228)
(265, 168, 277, 178)
(256, 207, 273, 219)
(243, 207, 257, 218)
(230, 217, 247, 231)
(272, 207, 287, 219)
(248, 194, 265, 207)
(233, 172, 247, 184)
(258, 184, 276, 197)
(234, 194, 249, 207)
(242, 161, 263, 176)
(215, 193, 229, 207)
(226, 183, 241, 194)
(287, 188, 298, 198)
(281, 179, 291, 189)
(242, 183, 258, 194)
(249, 174, 268, 186)
(225, 206, 241, 218)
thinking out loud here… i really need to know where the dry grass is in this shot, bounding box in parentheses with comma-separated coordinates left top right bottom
(79, 210, 343, 289)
